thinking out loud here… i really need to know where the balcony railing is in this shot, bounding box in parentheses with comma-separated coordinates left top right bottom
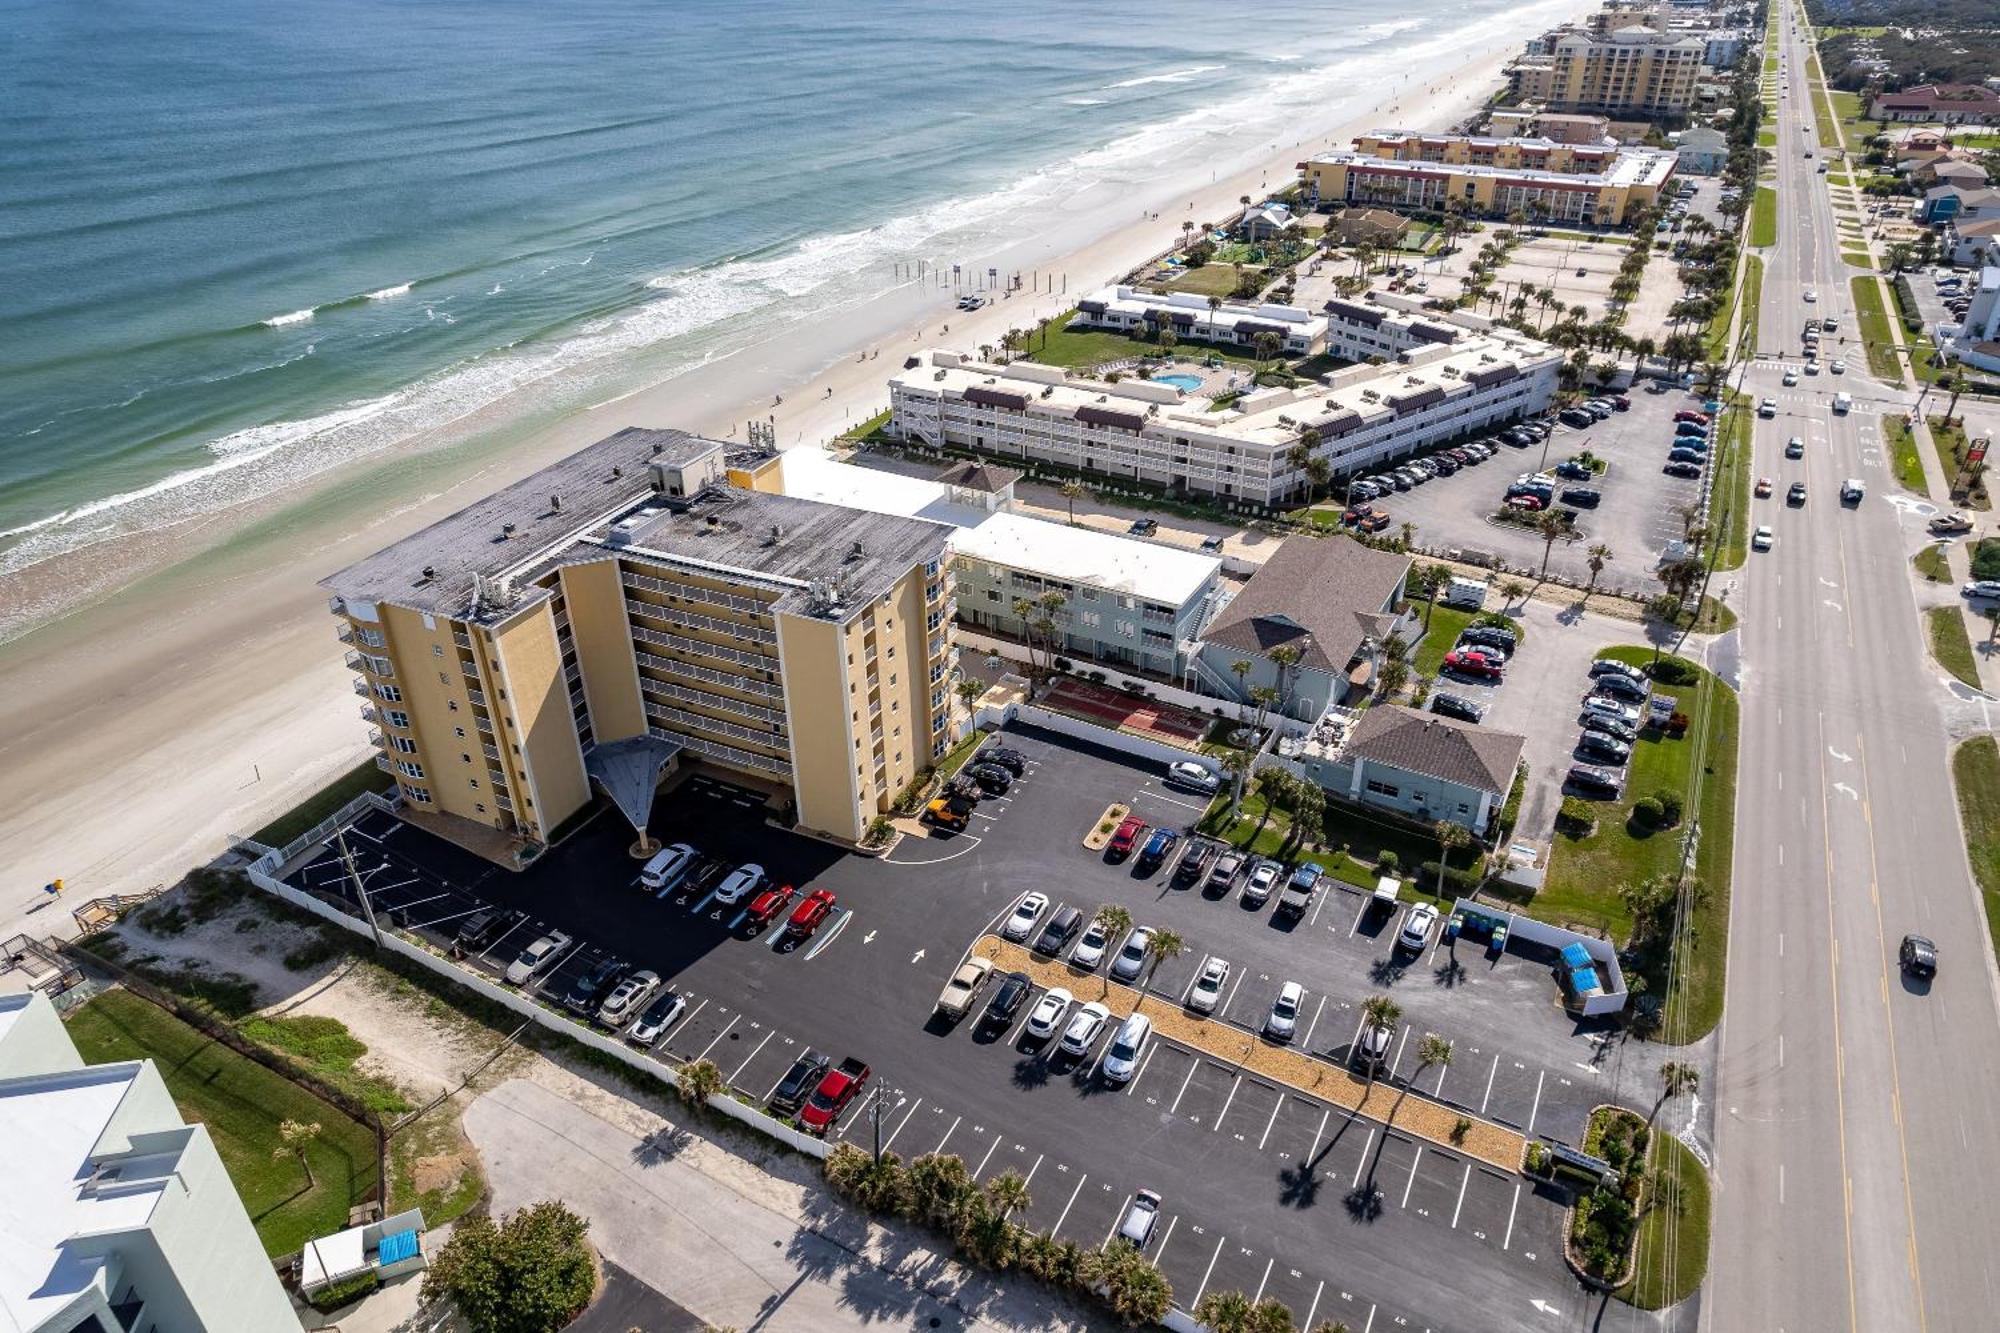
(622, 570, 769, 616)
(483, 742, 501, 761)
(643, 699, 787, 748)
(375, 755, 393, 773)
(475, 715, 494, 735)
(495, 795, 514, 813)
(635, 650, 784, 699)
(367, 729, 385, 748)
(328, 596, 347, 616)
(360, 705, 379, 725)
(631, 625, 778, 674)
(345, 651, 392, 679)
(649, 726, 792, 778)
(352, 678, 371, 698)
(641, 678, 787, 727)
(461, 659, 480, 679)
(336, 624, 355, 645)
(628, 600, 777, 645)
(454, 629, 472, 649)
(467, 689, 486, 706)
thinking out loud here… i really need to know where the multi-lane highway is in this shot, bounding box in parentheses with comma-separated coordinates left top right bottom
(1707, 6, 2000, 1331)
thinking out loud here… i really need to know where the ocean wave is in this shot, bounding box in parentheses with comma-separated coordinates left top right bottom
(366, 283, 413, 300)
(262, 308, 315, 327)
(1104, 65, 1223, 90)
(1065, 97, 1108, 106)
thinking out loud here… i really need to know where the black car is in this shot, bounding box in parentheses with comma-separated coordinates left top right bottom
(1554, 461, 1593, 481)
(1128, 518, 1159, 536)
(1033, 905, 1083, 956)
(1583, 717, 1639, 746)
(1900, 934, 1938, 979)
(768, 1048, 831, 1116)
(1561, 487, 1601, 507)
(1664, 461, 1702, 479)
(1788, 482, 1807, 506)
(980, 746, 1027, 776)
(981, 972, 1033, 1030)
(1431, 692, 1486, 723)
(1174, 839, 1217, 885)
(1459, 625, 1518, 654)
(1560, 408, 1595, 428)
(967, 763, 1013, 794)
(1577, 731, 1632, 765)
(1431, 455, 1461, 475)
(1594, 672, 1648, 702)
(1668, 447, 1706, 465)
(561, 956, 628, 1016)
(454, 908, 507, 953)
(1567, 764, 1625, 799)
(1589, 658, 1646, 684)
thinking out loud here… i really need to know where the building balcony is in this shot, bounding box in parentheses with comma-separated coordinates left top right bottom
(360, 705, 379, 725)
(328, 595, 348, 616)
(642, 678, 787, 727)
(495, 794, 514, 813)
(368, 729, 385, 748)
(632, 624, 778, 675)
(635, 649, 784, 699)
(375, 754, 393, 773)
(336, 623, 355, 645)
(352, 678, 371, 698)
(647, 726, 792, 779)
(483, 742, 501, 761)
(621, 570, 770, 616)
(460, 659, 480, 679)
(644, 698, 786, 749)
(454, 629, 472, 649)
(470, 688, 489, 706)
(489, 768, 509, 791)
(345, 651, 391, 679)
(625, 591, 776, 644)
(475, 715, 494, 735)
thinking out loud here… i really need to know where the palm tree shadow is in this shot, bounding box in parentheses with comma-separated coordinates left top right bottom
(1011, 1055, 1052, 1091)
(1368, 958, 1406, 986)
(1343, 1184, 1385, 1223)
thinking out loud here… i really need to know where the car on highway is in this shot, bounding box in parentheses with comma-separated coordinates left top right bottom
(640, 842, 701, 894)
(1784, 436, 1805, 459)
(1900, 934, 1938, 980)
(784, 889, 838, 942)
(1188, 957, 1230, 1014)
(1577, 731, 1632, 765)
(1830, 359, 1845, 374)
(1756, 476, 1773, 497)
(1102, 1013, 1152, 1084)
(1033, 905, 1083, 956)
(1107, 816, 1147, 860)
(1263, 981, 1305, 1042)
(1782, 369, 1798, 386)
(1024, 988, 1072, 1040)
(1164, 759, 1220, 794)
(1567, 764, 1626, 799)
(597, 969, 661, 1028)
(1117, 1190, 1164, 1249)
(1059, 1001, 1112, 1057)
(744, 883, 796, 933)
(1443, 648, 1504, 680)
(1753, 525, 1776, 551)
(1242, 857, 1282, 906)
(1581, 696, 1640, 726)
(625, 989, 688, 1047)
(798, 1057, 871, 1135)
(1071, 918, 1112, 970)
(1758, 398, 1778, 417)
(713, 863, 769, 906)
(1788, 482, 1808, 506)
(503, 930, 572, 985)
(1430, 692, 1486, 723)
(1398, 902, 1440, 954)
(1803, 289, 1817, 302)
(1110, 927, 1154, 982)
(1208, 850, 1245, 895)
(1664, 460, 1703, 479)
(1000, 891, 1049, 942)
(980, 971, 1033, 1032)
(767, 1049, 830, 1116)
(1135, 826, 1180, 873)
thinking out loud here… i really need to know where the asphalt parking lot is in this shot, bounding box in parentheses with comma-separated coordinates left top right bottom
(1379, 387, 1712, 596)
(282, 732, 1676, 1331)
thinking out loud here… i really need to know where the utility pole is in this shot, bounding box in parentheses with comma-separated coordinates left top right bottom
(336, 828, 382, 951)
(872, 1098, 885, 1164)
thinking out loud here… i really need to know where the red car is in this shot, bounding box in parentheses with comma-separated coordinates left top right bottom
(745, 884, 796, 932)
(1674, 410, 1710, 426)
(798, 1057, 871, 1135)
(1444, 649, 1504, 680)
(1108, 816, 1148, 860)
(785, 888, 837, 941)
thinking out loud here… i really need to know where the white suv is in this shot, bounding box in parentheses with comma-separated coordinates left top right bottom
(713, 863, 768, 905)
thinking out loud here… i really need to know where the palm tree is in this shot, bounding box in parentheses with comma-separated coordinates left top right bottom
(1094, 904, 1134, 956)
(985, 1168, 1032, 1222)
(1311, 1322, 1354, 1333)
(1417, 563, 1451, 632)
(1984, 605, 2000, 647)
(1229, 658, 1254, 718)
(1653, 1060, 1700, 1125)
(1248, 1298, 1296, 1333)
(1501, 578, 1528, 611)
(1433, 821, 1475, 901)
(1254, 330, 1282, 373)
(955, 677, 984, 714)
(1356, 996, 1403, 1101)
(1207, 294, 1224, 342)
(1059, 478, 1090, 524)
(1365, 1033, 1452, 1191)
(1140, 928, 1186, 1007)
(677, 1058, 725, 1115)
(1533, 509, 1567, 579)
(1269, 643, 1305, 716)
(1585, 542, 1613, 596)
(274, 1119, 322, 1189)
(1941, 369, 1966, 426)
(1012, 596, 1041, 671)
(902, 1152, 976, 1230)
(1195, 1290, 1255, 1333)
(1305, 455, 1332, 501)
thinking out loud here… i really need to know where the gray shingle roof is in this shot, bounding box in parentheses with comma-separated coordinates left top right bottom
(1201, 537, 1410, 672)
(1347, 704, 1525, 795)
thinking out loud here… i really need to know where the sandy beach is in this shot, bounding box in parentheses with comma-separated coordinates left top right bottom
(0, 10, 1590, 936)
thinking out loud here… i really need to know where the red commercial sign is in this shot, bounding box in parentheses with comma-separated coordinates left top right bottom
(1967, 443, 1988, 465)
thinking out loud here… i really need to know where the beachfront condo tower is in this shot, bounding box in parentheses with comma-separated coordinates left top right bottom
(324, 428, 959, 858)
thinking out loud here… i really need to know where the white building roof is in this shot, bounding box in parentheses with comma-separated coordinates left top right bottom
(1081, 285, 1329, 339)
(778, 449, 991, 528)
(0, 1064, 164, 1330)
(950, 512, 1219, 607)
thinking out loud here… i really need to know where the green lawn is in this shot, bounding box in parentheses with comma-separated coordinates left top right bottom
(1152, 263, 1256, 300)
(1849, 276, 1904, 383)
(1925, 606, 1981, 689)
(1756, 128, 1778, 148)
(1913, 544, 1951, 584)
(1841, 249, 1873, 270)
(1540, 648, 1738, 1042)
(1622, 1129, 1711, 1310)
(1928, 415, 1990, 510)
(1199, 791, 1445, 896)
(1706, 255, 1761, 363)
(1412, 604, 1478, 679)
(1711, 395, 1754, 571)
(65, 990, 380, 1257)
(1021, 309, 1264, 372)
(1883, 414, 1927, 494)
(1953, 736, 2000, 964)
(1750, 187, 1778, 248)
(250, 759, 392, 848)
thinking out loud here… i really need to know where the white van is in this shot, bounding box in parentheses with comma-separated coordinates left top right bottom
(1101, 1013, 1152, 1084)
(640, 842, 700, 893)
(1441, 577, 1489, 610)
(1832, 391, 1852, 414)
(1841, 478, 1865, 504)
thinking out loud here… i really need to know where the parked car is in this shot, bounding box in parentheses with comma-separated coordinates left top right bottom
(1264, 981, 1304, 1041)
(1577, 731, 1632, 765)
(980, 745, 1028, 775)
(1071, 918, 1112, 970)
(785, 888, 838, 942)
(1460, 625, 1517, 653)
(924, 796, 970, 831)
(454, 909, 507, 953)
(1034, 905, 1084, 956)
(1559, 408, 1595, 428)
(1580, 696, 1640, 726)
(1593, 672, 1648, 703)
(1562, 487, 1601, 508)
(1584, 716, 1638, 745)
(1929, 511, 1974, 536)
(626, 989, 688, 1047)
(1664, 461, 1703, 479)
(1567, 764, 1626, 799)
(744, 883, 797, 933)
(981, 971, 1033, 1031)
(1430, 692, 1486, 723)
(1174, 839, 1217, 886)
(1353, 1020, 1393, 1070)
(1025, 988, 1073, 1040)
(1188, 957, 1230, 1014)
(1164, 760, 1221, 794)
(1110, 927, 1154, 982)
(1962, 580, 2000, 601)
(1136, 827, 1180, 874)
(504, 930, 572, 985)
(713, 863, 769, 906)
(598, 969, 661, 1028)
(1554, 461, 1593, 481)
(640, 842, 701, 894)
(1242, 858, 1282, 906)
(1674, 410, 1710, 425)
(1668, 447, 1706, 465)
(1398, 902, 1440, 954)
(1590, 658, 1646, 684)
(1276, 862, 1322, 920)
(1128, 518, 1158, 536)
(936, 956, 995, 1019)
(1000, 892, 1049, 942)
(1444, 649, 1503, 680)
(1102, 1013, 1152, 1084)
(967, 763, 1013, 794)
(1107, 816, 1147, 860)
(798, 1057, 872, 1134)
(561, 956, 628, 1017)
(1207, 850, 1245, 895)
(1059, 1001, 1113, 1057)
(767, 1049, 830, 1116)
(1117, 1191, 1163, 1249)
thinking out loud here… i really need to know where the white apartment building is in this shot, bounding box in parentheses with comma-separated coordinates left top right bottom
(887, 298, 1558, 509)
(0, 992, 301, 1333)
(1069, 287, 1329, 358)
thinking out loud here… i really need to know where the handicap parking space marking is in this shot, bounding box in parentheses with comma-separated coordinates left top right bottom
(801, 908, 854, 960)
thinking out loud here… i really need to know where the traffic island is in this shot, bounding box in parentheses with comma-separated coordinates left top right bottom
(970, 934, 1527, 1171)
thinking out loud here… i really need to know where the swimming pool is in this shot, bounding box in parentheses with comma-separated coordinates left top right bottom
(1153, 373, 1203, 392)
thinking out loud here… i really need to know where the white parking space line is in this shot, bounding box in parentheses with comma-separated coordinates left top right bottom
(1220, 966, 1247, 1018)
(1211, 1073, 1243, 1133)
(1528, 1069, 1547, 1136)
(1304, 1106, 1331, 1162)
(800, 909, 853, 960)
(1348, 897, 1370, 938)
(1300, 994, 1326, 1051)
(935, 1115, 962, 1156)
(1504, 1180, 1523, 1250)
(728, 1030, 774, 1083)
(693, 1016, 739, 1063)
(1389, 1026, 1411, 1081)
(479, 916, 535, 963)
(1303, 1280, 1325, 1331)
(1193, 1234, 1227, 1306)
(1053, 1174, 1089, 1235)
(1480, 1054, 1500, 1115)
(1123, 1044, 1159, 1096)
(1433, 1059, 1449, 1098)
(974, 1135, 1004, 1178)
(1252, 1256, 1274, 1303)
(1306, 887, 1330, 929)
(762, 1060, 795, 1103)
(1363, 1305, 1378, 1333)
(1003, 993, 1040, 1046)
(1152, 1216, 1179, 1267)
(1101, 1195, 1134, 1250)
(1352, 1129, 1376, 1188)
(882, 1098, 924, 1152)
(1168, 1059, 1201, 1114)
(1257, 1096, 1285, 1151)
(1401, 1145, 1423, 1209)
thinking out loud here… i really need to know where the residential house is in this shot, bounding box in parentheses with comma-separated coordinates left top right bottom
(1672, 125, 1729, 175)
(1949, 217, 2000, 268)
(1870, 84, 2000, 126)
(1920, 184, 2000, 226)
(1193, 536, 1416, 721)
(1293, 703, 1527, 835)
(1239, 202, 1300, 242)
(1328, 207, 1413, 247)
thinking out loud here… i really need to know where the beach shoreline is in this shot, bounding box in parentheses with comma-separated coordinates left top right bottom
(0, 10, 1591, 933)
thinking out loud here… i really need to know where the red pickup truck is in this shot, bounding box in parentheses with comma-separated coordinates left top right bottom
(798, 1056, 871, 1134)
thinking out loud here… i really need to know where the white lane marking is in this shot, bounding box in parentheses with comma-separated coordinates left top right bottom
(974, 1134, 1005, 1178)
(692, 1015, 738, 1063)
(1022, 1153, 1044, 1187)
(935, 1115, 962, 1156)
(1123, 1043, 1159, 1096)
(1527, 1069, 1547, 1136)
(728, 1029, 774, 1083)
(1304, 1280, 1325, 1332)
(1253, 1256, 1274, 1302)
(1451, 1162, 1472, 1229)
(1481, 1053, 1500, 1115)
(1504, 1179, 1523, 1249)
(1169, 1058, 1201, 1114)
(1352, 1128, 1376, 1188)
(1402, 1145, 1424, 1209)
(1305, 1106, 1331, 1164)
(1053, 1174, 1089, 1235)
(1258, 1095, 1286, 1150)
(1193, 1233, 1228, 1306)
(1212, 1072, 1244, 1132)
(1152, 1215, 1180, 1267)
(1300, 994, 1327, 1051)
(1101, 1194, 1134, 1250)
(882, 1097, 924, 1151)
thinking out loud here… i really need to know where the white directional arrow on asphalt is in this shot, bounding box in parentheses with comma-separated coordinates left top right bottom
(1530, 1299, 1561, 1316)
(1828, 747, 1853, 763)
(1833, 782, 1859, 801)
(862, 929, 877, 944)
(1823, 599, 1843, 612)
(911, 948, 926, 964)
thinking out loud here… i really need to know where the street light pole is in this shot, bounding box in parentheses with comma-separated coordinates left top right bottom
(873, 1098, 884, 1164)
(336, 828, 382, 951)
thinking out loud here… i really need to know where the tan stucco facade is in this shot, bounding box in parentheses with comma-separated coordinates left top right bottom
(560, 560, 646, 745)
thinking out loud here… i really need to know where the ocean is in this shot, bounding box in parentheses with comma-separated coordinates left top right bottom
(0, 0, 1565, 637)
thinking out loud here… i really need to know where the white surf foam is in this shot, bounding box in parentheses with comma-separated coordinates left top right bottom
(366, 283, 412, 300)
(262, 308, 315, 327)
(1104, 65, 1224, 90)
